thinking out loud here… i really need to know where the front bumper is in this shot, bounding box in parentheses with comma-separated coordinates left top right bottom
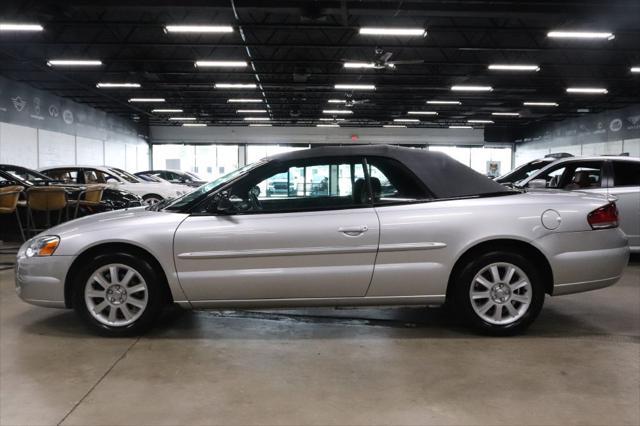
(15, 247, 75, 308)
(539, 228, 630, 296)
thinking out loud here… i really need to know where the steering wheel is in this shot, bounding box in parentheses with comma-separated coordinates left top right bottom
(248, 186, 263, 211)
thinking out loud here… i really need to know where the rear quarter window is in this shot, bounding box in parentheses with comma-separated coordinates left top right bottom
(612, 161, 640, 187)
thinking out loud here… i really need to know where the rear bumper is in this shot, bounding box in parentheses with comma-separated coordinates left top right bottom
(538, 228, 630, 296)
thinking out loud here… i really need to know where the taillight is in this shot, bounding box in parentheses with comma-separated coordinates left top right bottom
(587, 202, 619, 230)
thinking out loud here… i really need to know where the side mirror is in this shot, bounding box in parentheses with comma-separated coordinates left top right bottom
(216, 196, 236, 214)
(528, 179, 547, 189)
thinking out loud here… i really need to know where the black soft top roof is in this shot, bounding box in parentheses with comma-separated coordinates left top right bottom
(268, 145, 508, 198)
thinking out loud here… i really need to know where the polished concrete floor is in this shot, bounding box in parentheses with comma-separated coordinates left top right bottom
(1, 251, 638, 426)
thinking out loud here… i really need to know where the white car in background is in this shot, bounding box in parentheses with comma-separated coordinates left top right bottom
(517, 155, 640, 252)
(39, 165, 192, 205)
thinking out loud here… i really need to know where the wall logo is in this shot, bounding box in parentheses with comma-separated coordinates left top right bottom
(627, 114, 640, 130)
(48, 104, 59, 117)
(609, 118, 623, 132)
(11, 96, 27, 112)
(33, 97, 41, 115)
(62, 109, 74, 124)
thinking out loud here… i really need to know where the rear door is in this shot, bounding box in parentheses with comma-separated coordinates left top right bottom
(608, 160, 640, 250)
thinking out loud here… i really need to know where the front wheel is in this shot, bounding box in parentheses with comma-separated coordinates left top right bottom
(73, 252, 165, 336)
(451, 251, 545, 336)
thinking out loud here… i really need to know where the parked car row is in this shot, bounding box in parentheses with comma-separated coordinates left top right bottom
(37, 166, 193, 206)
(0, 165, 202, 241)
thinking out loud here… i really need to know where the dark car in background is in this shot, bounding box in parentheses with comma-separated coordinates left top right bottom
(138, 169, 206, 187)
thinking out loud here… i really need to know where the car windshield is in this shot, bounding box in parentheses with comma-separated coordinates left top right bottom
(108, 168, 143, 183)
(0, 166, 51, 185)
(184, 171, 203, 180)
(164, 162, 263, 211)
(495, 160, 551, 185)
(135, 173, 161, 183)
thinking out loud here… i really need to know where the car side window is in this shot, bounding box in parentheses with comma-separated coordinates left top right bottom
(46, 168, 79, 184)
(562, 162, 604, 189)
(365, 157, 431, 204)
(209, 158, 370, 214)
(612, 161, 640, 187)
(535, 161, 604, 189)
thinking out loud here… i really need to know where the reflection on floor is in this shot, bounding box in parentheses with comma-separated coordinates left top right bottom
(1, 255, 639, 426)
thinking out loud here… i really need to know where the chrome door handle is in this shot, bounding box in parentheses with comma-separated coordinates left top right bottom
(338, 225, 369, 236)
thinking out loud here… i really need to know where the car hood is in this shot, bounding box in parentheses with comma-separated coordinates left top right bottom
(34, 207, 189, 256)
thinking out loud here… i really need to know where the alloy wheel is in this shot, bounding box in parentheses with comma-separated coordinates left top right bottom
(469, 262, 532, 325)
(84, 263, 149, 327)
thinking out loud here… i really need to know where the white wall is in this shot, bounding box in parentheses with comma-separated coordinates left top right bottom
(0, 122, 149, 171)
(515, 137, 640, 166)
(0, 123, 38, 168)
(150, 125, 485, 146)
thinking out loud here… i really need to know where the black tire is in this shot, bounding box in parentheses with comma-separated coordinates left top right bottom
(73, 252, 165, 336)
(451, 251, 545, 336)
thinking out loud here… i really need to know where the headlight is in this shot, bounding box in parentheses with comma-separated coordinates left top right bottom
(25, 236, 60, 257)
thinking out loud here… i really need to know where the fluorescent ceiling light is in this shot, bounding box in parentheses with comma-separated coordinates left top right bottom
(47, 60, 102, 67)
(243, 117, 270, 121)
(215, 83, 257, 89)
(548, 31, 614, 40)
(524, 102, 559, 107)
(182, 123, 207, 127)
(228, 98, 263, 103)
(319, 118, 345, 121)
(236, 109, 267, 113)
(328, 99, 347, 103)
(383, 125, 407, 128)
(359, 27, 425, 36)
(492, 112, 520, 116)
(427, 100, 461, 105)
(323, 110, 353, 114)
(451, 85, 493, 92)
(152, 109, 183, 113)
(467, 120, 494, 124)
(344, 62, 376, 69)
(488, 64, 540, 71)
(249, 124, 272, 127)
(195, 60, 247, 67)
(334, 84, 375, 90)
(566, 87, 608, 94)
(394, 118, 419, 123)
(630, 67, 640, 73)
(407, 111, 437, 116)
(0, 23, 43, 31)
(129, 98, 165, 102)
(317, 124, 340, 127)
(449, 125, 473, 129)
(96, 82, 141, 88)
(165, 25, 233, 33)
(168, 117, 196, 121)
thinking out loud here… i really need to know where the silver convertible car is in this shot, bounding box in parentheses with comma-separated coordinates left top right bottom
(16, 146, 630, 336)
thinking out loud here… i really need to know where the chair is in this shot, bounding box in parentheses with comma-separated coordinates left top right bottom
(0, 185, 25, 241)
(25, 187, 68, 236)
(68, 184, 105, 218)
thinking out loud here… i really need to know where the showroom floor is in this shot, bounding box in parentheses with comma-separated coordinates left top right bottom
(1, 248, 638, 426)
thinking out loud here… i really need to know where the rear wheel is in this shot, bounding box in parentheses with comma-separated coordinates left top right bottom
(73, 252, 165, 336)
(452, 251, 545, 336)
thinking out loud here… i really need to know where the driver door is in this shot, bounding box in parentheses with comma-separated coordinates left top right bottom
(173, 157, 380, 303)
